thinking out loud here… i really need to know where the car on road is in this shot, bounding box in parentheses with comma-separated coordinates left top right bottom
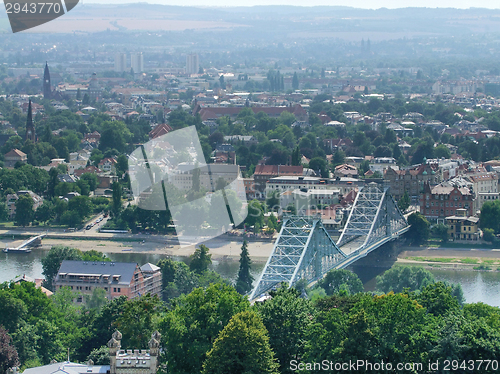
(86, 224, 92, 230)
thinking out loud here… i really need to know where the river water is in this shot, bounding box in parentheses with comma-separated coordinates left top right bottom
(1, 248, 500, 307)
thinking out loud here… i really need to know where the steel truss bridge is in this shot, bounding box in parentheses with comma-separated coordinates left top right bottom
(249, 184, 410, 300)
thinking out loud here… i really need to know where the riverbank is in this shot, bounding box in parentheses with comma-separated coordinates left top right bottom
(20, 237, 275, 263)
(397, 246, 500, 271)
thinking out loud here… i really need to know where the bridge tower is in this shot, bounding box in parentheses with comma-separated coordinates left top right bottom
(248, 215, 346, 300)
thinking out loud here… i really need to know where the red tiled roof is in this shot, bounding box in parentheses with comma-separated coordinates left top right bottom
(149, 123, 173, 139)
(74, 166, 102, 177)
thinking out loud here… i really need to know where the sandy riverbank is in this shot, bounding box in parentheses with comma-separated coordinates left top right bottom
(396, 246, 500, 270)
(38, 237, 275, 262)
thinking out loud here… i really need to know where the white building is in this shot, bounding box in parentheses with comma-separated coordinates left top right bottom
(131, 52, 144, 73)
(114, 53, 127, 73)
(186, 53, 199, 75)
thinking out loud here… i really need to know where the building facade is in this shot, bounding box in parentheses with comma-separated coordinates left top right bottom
(384, 163, 442, 202)
(446, 209, 480, 241)
(420, 182, 474, 222)
(53, 261, 162, 302)
(186, 53, 199, 75)
(108, 330, 160, 374)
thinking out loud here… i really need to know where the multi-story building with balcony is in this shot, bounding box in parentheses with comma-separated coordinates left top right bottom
(54, 261, 162, 303)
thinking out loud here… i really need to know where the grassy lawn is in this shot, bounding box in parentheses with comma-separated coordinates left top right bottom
(405, 256, 499, 265)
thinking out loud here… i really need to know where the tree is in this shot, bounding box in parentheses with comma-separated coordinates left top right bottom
(236, 240, 253, 294)
(417, 282, 460, 317)
(80, 173, 98, 192)
(291, 146, 301, 166)
(86, 346, 110, 365)
(480, 200, 500, 234)
(99, 121, 131, 153)
(41, 246, 83, 290)
(160, 283, 249, 374)
(114, 294, 162, 349)
(397, 190, 410, 212)
(68, 195, 92, 221)
(432, 223, 449, 242)
(189, 244, 212, 274)
(483, 228, 496, 242)
(434, 144, 451, 159)
(308, 157, 329, 178)
(376, 266, 435, 293)
(15, 194, 34, 227)
(316, 269, 364, 296)
(266, 190, 280, 213)
(47, 168, 59, 198)
(111, 182, 122, 216)
(331, 149, 345, 168)
(406, 212, 430, 245)
(257, 287, 314, 374)
(84, 288, 108, 311)
(0, 327, 19, 374)
(35, 201, 54, 224)
(202, 310, 279, 374)
(0, 292, 27, 332)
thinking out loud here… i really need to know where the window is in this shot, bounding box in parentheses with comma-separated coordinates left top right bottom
(113, 288, 116, 292)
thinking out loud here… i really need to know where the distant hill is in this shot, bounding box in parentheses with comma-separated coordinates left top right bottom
(2, 4, 500, 38)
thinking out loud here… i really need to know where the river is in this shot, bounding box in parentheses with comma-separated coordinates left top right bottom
(1, 248, 500, 307)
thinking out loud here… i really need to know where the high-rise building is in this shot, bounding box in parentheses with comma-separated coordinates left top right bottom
(186, 53, 199, 75)
(114, 53, 127, 73)
(25, 100, 36, 142)
(43, 62, 51, 99)
(131, 52, 144, 73)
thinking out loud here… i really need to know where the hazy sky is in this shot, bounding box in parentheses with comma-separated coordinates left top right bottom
(83, 0, 500, 9)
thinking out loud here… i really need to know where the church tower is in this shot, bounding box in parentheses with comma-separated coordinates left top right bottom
(25, 100, 36, 142)
(43, 62, 51, 99)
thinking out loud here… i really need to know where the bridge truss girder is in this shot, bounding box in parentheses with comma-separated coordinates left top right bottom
(337, 184, 408, 251)
(249, 215, 346, 300)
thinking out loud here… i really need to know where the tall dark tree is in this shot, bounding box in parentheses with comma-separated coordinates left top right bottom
(236, 240, 253, 295)
(397, 190, 410, 212)
(112, 181, 122, 216)
(15, 194, 34, 227)
(291, 146, 301, 166)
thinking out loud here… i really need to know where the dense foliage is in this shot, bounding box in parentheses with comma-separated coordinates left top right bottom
(2, 260, 499, 374)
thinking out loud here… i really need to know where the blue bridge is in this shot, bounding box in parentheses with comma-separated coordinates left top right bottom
(249, 184, 410, 300)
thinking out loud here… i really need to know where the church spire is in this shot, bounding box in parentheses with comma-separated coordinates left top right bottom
(25, 100, 36, 142)
(43, 62, 51, 99)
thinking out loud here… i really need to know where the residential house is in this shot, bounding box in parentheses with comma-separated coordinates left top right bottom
(99, 158, 117, 173)
(4, 149, 27, 168)
(149, 123, 173, 140)
(334, 164, 358, 178)
(446, 209, 480, 241)
(6, 190, 43, 219)
(213, 144, 236, 164)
